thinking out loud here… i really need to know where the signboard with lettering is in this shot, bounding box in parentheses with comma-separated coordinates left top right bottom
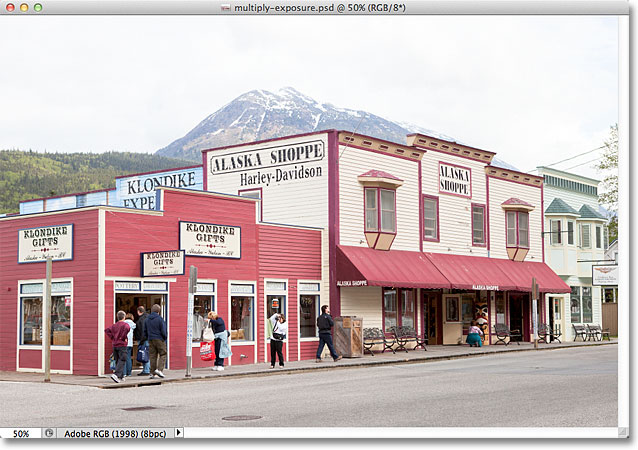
(592, 265, 618, 286)
(141, 250, 186, 277)
(336, 280, 368, 287)
(116, 166, 203, 210)
(179, 221, 241, 259)
(439, 162, 472, 198)
(208, 139, 325, 188)
(18, 224, 73, 263)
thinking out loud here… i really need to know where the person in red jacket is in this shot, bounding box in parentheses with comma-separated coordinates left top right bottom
(105, 311, 130, 383)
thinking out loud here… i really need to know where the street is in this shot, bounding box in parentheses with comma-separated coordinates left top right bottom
(0, 345, 617, 428)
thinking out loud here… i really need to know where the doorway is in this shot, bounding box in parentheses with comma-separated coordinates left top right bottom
(423, 292, 441, 345)
(549, 296, 562, 342)
(508, 293, 529, 342)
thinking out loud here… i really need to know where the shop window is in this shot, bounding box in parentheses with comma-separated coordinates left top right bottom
(21, 296, 43, 345)
(471, 204, 486, 246)
(506, 211, 529, 248)
(553, 298, 562, 320)
(570, 286, 581, 323)
(495, 292, 506, 324)
(422, 195, 439, 241)
(461, 295, 474, 328)
(582, 287, 592, 323)
(580, 224, 591, 249)
(299, 294, 319, 338)
(567, 221, 575, 245)
(364, 188, 396, 233)
(192, 282, 215, 343)
(400, 289, 415, 329)
(20, 281, 71, 346)
(595, 225, 602, 249)
(230, 297, 254, 341)
(383, 288, 397, 331)
(550, 220, 562, 245)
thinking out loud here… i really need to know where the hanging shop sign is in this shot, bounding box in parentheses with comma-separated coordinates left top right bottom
(208, 139, 325, 187)
(439, 162, 472, 198)
(592, 265, 619, 286)
(180, 221, 241, 259)
(117, 167, 203, 210)
(140, 250, 186, 277)
(18, 224, 73, 263)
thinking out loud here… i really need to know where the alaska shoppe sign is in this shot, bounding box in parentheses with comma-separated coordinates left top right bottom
(179, 221, 241, 259)
(439, 162, 472, 198)
(18, 224, 73, 263)
(141, 250, 185, 277)
(208, 140, 325, 187)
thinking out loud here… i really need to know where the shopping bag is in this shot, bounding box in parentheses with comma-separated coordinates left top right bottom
(109, 352, 116, 371)
(200, 341, 214, 361)
(136, 343, 149, 363)
(202, 322, 215, 342)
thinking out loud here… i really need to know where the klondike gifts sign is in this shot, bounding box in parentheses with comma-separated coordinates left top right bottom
(18, 224, 73, 263)
(140, 250, 186, 277)
(179, 221, 241, 259)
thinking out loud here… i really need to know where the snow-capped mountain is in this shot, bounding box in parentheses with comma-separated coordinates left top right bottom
(155, 87, 518, 172)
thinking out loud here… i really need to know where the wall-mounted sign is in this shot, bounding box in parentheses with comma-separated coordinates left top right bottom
(592, 265, 618, 286)
(116, 167, 203, 210)
(180, 221, 241, 259)
(472, 285, 499, 291)
(18, 224, 73, 263)
(140, 250, 185, 277)
(336, 280, 368, 287)
(208, 139, 325, 188)
(271, 299, 279, 309)
(65, 297, 71, 307)
(115, 281, 141, 291)
(439, 162, 472, 198)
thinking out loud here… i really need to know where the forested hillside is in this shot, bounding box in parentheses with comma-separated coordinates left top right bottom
(0, 150, 194, 214)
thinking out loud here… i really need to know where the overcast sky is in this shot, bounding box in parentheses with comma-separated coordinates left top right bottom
(0, 14, 619, 180)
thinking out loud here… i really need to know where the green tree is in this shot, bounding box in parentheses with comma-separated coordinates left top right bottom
(595, 124, 618, 243)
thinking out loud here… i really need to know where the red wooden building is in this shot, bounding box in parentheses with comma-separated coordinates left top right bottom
(0, 188, 322, 375)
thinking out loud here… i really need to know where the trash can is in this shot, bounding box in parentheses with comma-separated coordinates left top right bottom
(334, 316, 363, 358)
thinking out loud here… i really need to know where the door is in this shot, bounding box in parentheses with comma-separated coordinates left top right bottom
(423, 292, 441, 345)
(549, 296, 562, 342)
(509, 294, 526, 342)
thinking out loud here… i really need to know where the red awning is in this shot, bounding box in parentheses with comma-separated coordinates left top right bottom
(491, 258, 571, 293)
(336, 246, 450, 289)
(423, 252, 518, 291)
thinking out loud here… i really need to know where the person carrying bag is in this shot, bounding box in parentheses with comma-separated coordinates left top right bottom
(269, 313, 287, 369)
(200, 320, 215, 362)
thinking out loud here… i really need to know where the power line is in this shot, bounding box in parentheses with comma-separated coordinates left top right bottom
(564, 157, 602, 171)
(529, 145, 604, 172)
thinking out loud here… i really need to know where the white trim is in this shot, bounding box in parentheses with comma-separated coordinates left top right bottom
(98, 209, 106, 376)
(264, 278, 288, 364)
(297, 279, 322, 357)
(228, 280, 258, 366)
(17, 368, 72, 375)
(191, 278, 217, 347)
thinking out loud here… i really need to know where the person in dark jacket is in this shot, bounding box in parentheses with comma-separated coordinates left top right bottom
(208, 311, 228, 371)
(315, 305, 341, 363)
(134, 306, 150, 375)
(145, 304, 167, 379)
(104, 310, 130, 383)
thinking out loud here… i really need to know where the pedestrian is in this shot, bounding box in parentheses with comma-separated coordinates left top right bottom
(146, 304, 167, 379)
(208, 311, 232, 371)
(123, 313, 136, 378)
(134, 305, 150, 375)
(104, 310, 130, 383)
(269, 313, 287, 368)
(315, 305, 342, 363)
(467, 320, 484, 347)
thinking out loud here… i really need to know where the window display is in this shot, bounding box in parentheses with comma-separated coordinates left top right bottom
(383, 288, 397, 330)
(231, 296, 253, 341)
(299, 294, 318, 338)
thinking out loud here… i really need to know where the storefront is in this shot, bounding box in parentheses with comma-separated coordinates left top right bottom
(0, 187, 322, 375)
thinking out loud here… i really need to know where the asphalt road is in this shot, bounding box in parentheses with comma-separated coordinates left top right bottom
(0, 345, 617, 428)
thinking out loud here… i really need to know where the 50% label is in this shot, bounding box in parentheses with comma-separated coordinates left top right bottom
(14, 430, 29, 438)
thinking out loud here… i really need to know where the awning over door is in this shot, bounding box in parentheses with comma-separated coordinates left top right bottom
(336, 245, 570, 294)
(336, 246, 451, 289)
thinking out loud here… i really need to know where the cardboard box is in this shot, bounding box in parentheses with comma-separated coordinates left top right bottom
(53, 330, 70, 346)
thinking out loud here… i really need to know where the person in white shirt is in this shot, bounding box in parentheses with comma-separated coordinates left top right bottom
(269, 313, 287, 368)
(124, 313, 137, 377)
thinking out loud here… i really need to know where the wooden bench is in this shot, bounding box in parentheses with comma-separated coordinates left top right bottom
(572, 324, 589, 341)
(587, 324, 611, 341)
(362, 327, 396, 356)
(389, 326, 427, 352)
(538, 323, 562, 344)
(493, 323, 521, 345)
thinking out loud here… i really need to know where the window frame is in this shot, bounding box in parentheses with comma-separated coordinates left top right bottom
(229, 281, 256, 343)
(191, 280, 216, 346)
(265, 279, 288, 343)
(364, 187, 379, 232)
(550, 219, 562, 246)
(298, 281, 321, 340)
(505, 210, 530, 249)
(580, 223, 591, 249)
(382, 287, 416, 332)
(595, 225, 602, 249)
(379, 188, 396, 233)
(471, 203, 487, 247)
(238, 188, 263, 222)
(364, 187, 397, 234)
(422, 194, 440, 242)
(567, 220, 575, 246)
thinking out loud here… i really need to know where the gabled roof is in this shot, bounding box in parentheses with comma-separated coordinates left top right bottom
(358, 170, 402, 181)
(578, 204, 606, 219)
(502, 198, 534, 207)
(545, 198, 580, 216)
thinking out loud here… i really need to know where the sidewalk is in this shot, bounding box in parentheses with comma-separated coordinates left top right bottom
(0, 339, 616, 389)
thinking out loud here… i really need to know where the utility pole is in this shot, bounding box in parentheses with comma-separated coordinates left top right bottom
(185, 265, 197, 378)
(44, 257, 52, 382)
(532, 277, 539, 350)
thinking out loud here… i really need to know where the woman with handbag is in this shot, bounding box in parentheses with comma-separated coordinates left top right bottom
(269, 313, 287, 368)
(207, 311, 232, 371)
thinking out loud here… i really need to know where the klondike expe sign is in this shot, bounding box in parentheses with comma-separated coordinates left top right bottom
(18, 224, 73, 263)
(118, 168, 201, 210)
(208, 140, 325, 187)
(140, 250, 185, 277)
(179, 221, 241, 259)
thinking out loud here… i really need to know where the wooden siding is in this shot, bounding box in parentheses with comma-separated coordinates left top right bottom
(0, 210, 99, 374)
(421, 150, 488, 255)
(339, 286, 382, 329)
(487, 177, 543, 261)
(338, 145, 420, 251)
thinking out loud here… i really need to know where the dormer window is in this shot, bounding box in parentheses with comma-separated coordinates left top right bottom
(502, 198, 534, 261)
(358, 170, 402, 251)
